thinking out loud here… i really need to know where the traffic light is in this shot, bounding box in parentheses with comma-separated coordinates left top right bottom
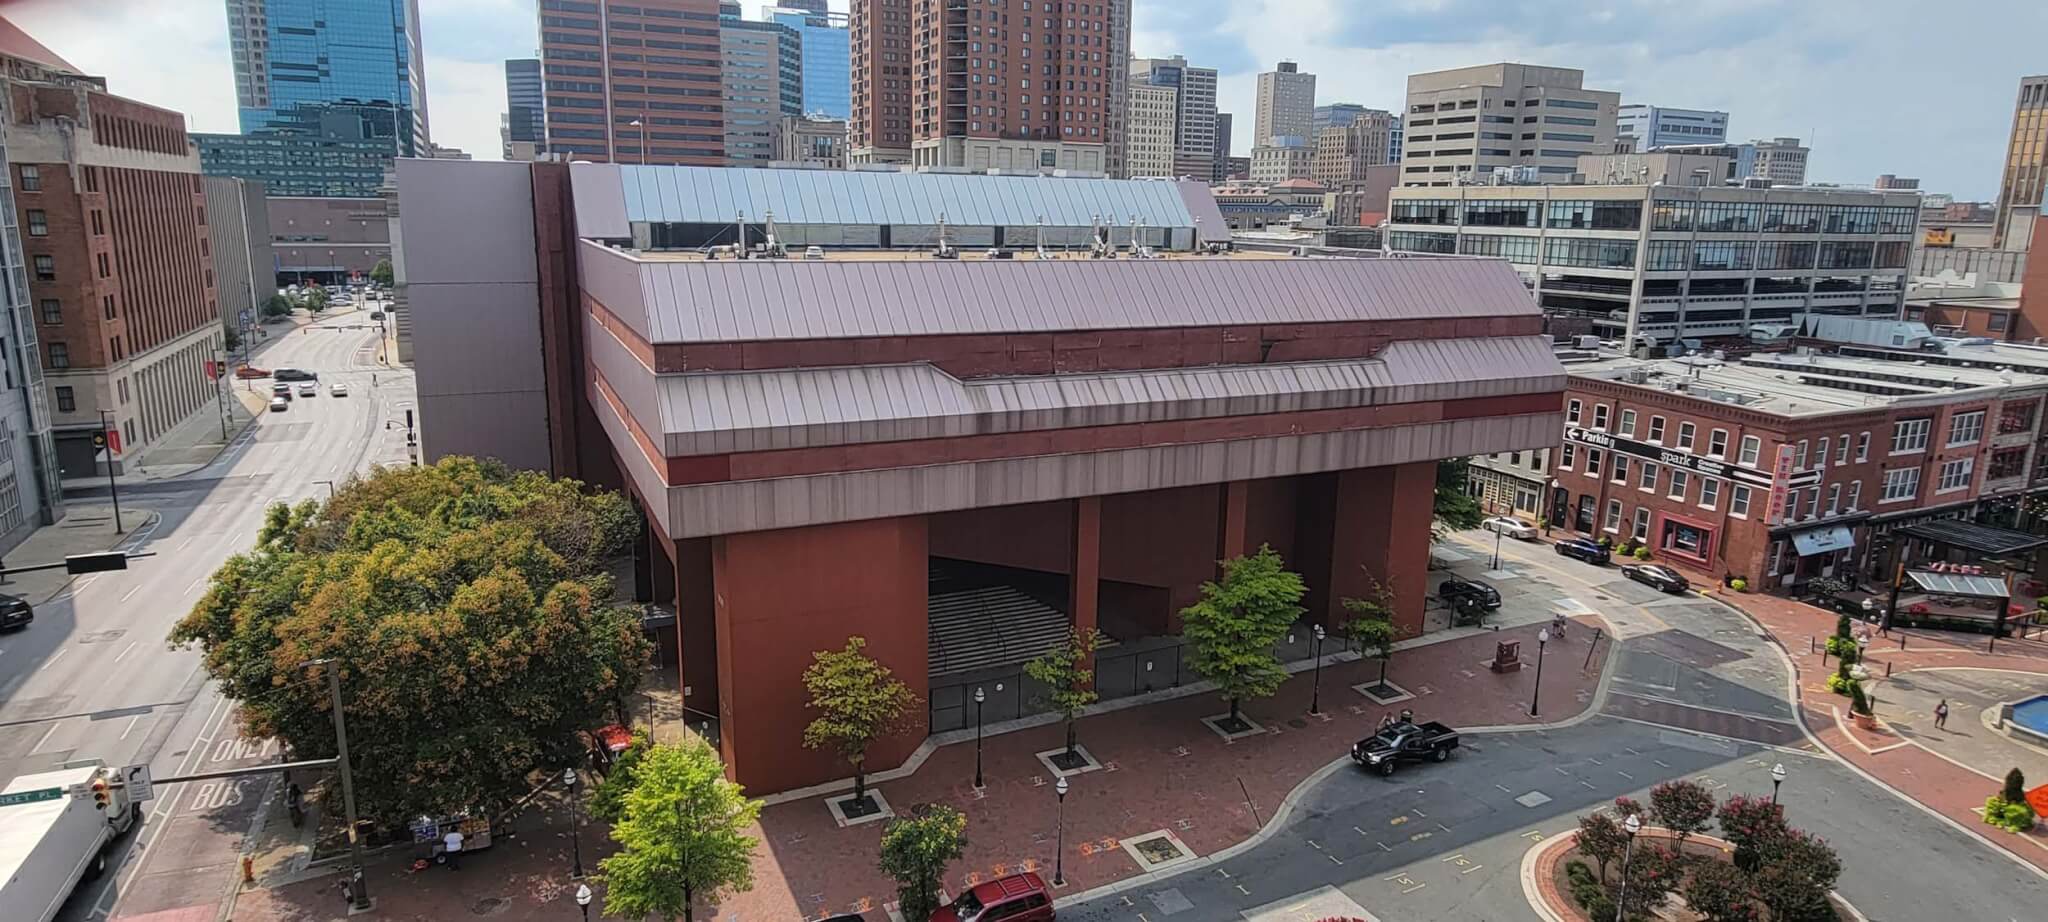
(92, 778, 111, 811)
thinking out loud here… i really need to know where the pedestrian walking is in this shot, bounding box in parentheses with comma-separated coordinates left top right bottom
(442, 827, 464, 871)
(285, 782, 303, 827)
(1935, 699, 1950, 729)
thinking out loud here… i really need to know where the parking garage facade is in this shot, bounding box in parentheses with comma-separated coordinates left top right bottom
(400, 160, 1566, 795)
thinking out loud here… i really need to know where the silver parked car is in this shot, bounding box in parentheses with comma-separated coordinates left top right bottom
(1481, 516, 1540, 540)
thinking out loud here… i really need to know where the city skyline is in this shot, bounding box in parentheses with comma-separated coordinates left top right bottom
(0, 0, 2039, 197)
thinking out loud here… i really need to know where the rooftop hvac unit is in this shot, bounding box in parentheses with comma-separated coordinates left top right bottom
(1575, 335, 1601, 350)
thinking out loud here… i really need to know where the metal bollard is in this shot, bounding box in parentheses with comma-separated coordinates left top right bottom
(1809, 636, 1816, 654)
(1899, 635, 1907, 650)
(1885, 660, 1892, 677)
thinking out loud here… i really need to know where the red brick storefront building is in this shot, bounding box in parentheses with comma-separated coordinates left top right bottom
(1555, 350, 2048, 591)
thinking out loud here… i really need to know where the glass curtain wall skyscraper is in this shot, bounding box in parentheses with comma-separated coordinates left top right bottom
(226, 0, 430, 155)
(768, 6, 849, 119)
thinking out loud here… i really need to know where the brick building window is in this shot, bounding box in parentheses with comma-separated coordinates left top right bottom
(110, 336, 122, 361)
(54, 386, 74, 412)
(25, 209, 46, 236)
(1648, 415, 1666, 442)
(1699, 478, 1720, 509)
(1846, 481, 1862, 510)
(1611, 456, 1630, 483)
(1585, 448, 1603, 478)
(1835, 434, 1849, 465)
(1989, 447, 2028, 480)
(1668, 469, 1689, 501)
(17, 165, 39, 191)
(1855, 432, 1870, 460)
(46, 342, 67, 369)
(1936, 458, 1973, 493)
(1603, 499, 1622, 533)
(1739, 435, 1761, 466)
(1632, 506, 1650, 540)
(83, 166, 98, 192)
(1730, 484, 1752, 518)
(1880, 468, 1919, 502)
(1677, 422, 1696, 450)
(96, 253, 110, 279)
(1946, 411, 1985, 447)
(1814, 437, 1830, 467)
(1826, 484, 1841, 515)
(1891, 419, 1930, 454)
(103, 295, 115, 319)
(1592, 404, 1610, 429)
(32, 255, 53, 281)
(1707, 428, 1728, 458)
(90, 211, 104, 236)
(1619, 409, 1637, 436)
(38, 298, 59, 324)
(1559, 444, 1575, 470)
(1566, 399, 1582, 424)
(1638, 462, 1658, 492)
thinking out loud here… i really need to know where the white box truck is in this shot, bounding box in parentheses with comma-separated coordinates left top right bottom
(0, 762, 137, 922)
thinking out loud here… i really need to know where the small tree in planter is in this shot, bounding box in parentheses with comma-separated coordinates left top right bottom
(1649, 779, 1717, 852)
(878, 804, 968, 922)
(1574, 811, 1629, 884)
(1715, 794, 1789, 873)
(1752, 829, 1842, 920)
(1985, 767, 2039, 832)
(802, 637, 917, 811)
(1849, 682, 1877, 728)
(1613, 843, 1681, 921)
(1180, 545, 1305, 728)
(1341, 574, 1400, 698)
(1024, 627, 1103, 768)
(1683, 858, 1761, 922)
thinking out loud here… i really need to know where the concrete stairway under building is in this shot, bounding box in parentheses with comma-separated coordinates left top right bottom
(927, 584, 1076, 678)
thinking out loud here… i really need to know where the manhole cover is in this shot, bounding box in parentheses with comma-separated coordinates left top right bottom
(1288, 718, 1310, 729)
(471, 897, 505, 915)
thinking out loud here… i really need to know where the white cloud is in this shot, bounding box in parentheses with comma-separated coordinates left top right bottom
(422, 55, 509, 160)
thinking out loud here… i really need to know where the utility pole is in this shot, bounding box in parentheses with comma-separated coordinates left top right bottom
(213, 351, 231, 440)
(320, 661, 371, 911)
(97, 410, 123, 533)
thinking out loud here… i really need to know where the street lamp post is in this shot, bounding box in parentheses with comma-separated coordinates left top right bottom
(1614, 813, 1642, 915)
(1053, 776, 1069, 887)
(1309, 624, 1327, 715)
(1491, 523, 1504, 571)
(973, 686, 986, 789)
(564, 767, 586, 879)
(1529, 628, 1550, 717)
(575, 882, 593, 922)
(1771, 762, 1787, 805)
(629, 119, 648, 165)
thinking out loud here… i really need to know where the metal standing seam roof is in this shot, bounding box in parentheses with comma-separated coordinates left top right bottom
(612, 164, 1201, 228)
(586, 241, 1540, 344)
(649, 335, 1565, 454)
(1905, 571, 2012, 599)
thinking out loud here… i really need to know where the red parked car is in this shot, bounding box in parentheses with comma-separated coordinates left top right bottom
(930, 873, 1054, 922)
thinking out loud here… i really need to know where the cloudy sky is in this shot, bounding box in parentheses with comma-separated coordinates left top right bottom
(6, 0, 2042, 199)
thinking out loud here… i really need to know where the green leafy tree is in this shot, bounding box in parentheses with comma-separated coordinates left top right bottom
(261, 293, 292, 319)
(877, 804, 968, 922)
(1751, 829, 1842, 921)
(1683, 858, 1761, 922)
(1434, 458, 1486, 536)
(801, 637, 916, 802)
(370, 258, 395, 288)
(1575, 811, 1628, 883)
(2003, 767, 2027, 804)
(1715, 794, 1789, 873)
(599, 739, 761, 922)
(1340, 573, 1400, 695)
(300, 286, 330, 313)
(169, 456, 650, 826)
(223, 325, 242, 352)
(1648, 779, 1717, 851)
(1024, 627, 1102, 759)
(589, 731, 652, 823)
(1180, 544, 1305, 723)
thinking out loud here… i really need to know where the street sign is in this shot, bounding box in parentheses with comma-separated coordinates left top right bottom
(0, 787, 64, 807)
(122, 764, 155, 803)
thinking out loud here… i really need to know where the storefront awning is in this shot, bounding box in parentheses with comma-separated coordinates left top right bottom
(1906, 570, 2010, 598)
(1896, 519, 2048, 555)
(1792, 526, 1856, 557)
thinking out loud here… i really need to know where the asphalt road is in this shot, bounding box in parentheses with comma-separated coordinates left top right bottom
(0, 304, 415, 921)
(1059, 534, 2048, 921)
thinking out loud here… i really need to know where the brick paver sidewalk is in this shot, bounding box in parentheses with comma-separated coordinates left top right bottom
(1705, 587, 2048, 871)
(226, 618, 1612, 922)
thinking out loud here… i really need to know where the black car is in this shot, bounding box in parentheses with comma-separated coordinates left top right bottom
(273, 368, 319, 382)
(1622, 563, 1691, 594)
(1351, 719, 1460, 776)
(1553, 536, 1612, 565)
(1437, 576, 1501, 610)
(0, 592, 32, 630)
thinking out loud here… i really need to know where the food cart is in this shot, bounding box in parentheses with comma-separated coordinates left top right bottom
(410, 811, 493, 864)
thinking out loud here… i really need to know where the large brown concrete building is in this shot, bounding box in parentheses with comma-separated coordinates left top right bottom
(8, 77, 223, 475)
(851, 0, 1130, 174)
(538, 0, 724, 165)
(398, 159, 1563, 795)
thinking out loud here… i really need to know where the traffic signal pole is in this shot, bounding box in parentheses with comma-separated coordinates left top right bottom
(97, 409, 123, 533)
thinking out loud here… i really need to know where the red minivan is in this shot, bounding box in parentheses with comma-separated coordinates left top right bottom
(929, 873, 1054, 922)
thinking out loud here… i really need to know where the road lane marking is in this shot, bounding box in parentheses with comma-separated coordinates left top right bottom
(120, 584, 141, 602)
(121, 715, 142, 740)
(185, 575, 206, 596)
(30, 721, 61, 753)
(113, 641, 139, 664)
(40, 647, 67, 670)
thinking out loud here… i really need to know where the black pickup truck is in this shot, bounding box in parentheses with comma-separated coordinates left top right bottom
(1351, 720, 1460, 776)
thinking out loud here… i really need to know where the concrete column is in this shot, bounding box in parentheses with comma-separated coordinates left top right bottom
(1069, 495, 1100, 664)
(711, 516, 929, 793)
(632, 514, 654, 603)
(675, 538, 716, 718)
(1324, 463, 1436, 639)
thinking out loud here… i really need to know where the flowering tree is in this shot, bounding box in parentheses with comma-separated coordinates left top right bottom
(1715, 794, 1790, 872)
(1649, 779, 1717, 851)
(1576, 812, 1629, 883)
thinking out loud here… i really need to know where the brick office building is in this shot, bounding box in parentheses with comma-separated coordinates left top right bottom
(7, 75, 223, 475)
(398, 160, 1564, 795)
(538, 0, 725, 165)
(1554, 350, 2048, 592)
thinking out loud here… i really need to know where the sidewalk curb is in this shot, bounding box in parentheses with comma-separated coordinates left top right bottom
(1517, 830, 1572, 922)
(1705, 593, 2048, 883)
(1051, 615, 1624, 910)
(14, 509, 162, 607)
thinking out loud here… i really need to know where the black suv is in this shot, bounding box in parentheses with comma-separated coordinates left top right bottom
(1553, 537, 1612, 565)
(273, 368, 319, 382)
(0, 592, 32, 630)
(1437, 576, 1501, 610)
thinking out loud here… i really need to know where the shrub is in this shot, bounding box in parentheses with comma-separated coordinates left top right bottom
(1983, 796, 2038, 832)
(588, 731, 652, 823)
(1730, 577, 1747, 591)
(1849, 683, 1873, 717)
(1825, 672, 1856, 695)
(1823, 634, 1854, 657)
(2003, 767, 2027, 805)
(1633, 546, 1652, 560)
(1565, 861, 1616, 922)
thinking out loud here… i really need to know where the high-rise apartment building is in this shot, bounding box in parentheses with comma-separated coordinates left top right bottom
(1994, 75, 2048, 247)
(1749, 137, 1810, 186)
(1130, 56, 1218, 180)
(1254, 61, 1315, 146)
(225, 0, 430, 155)
(201, 176, 273, 348)
(1125, 83, 1178, 177)
(767, 6, 851, 119)
(1312, 109, 1395, 186)
(1313, 103, 1366, 133)
(1400, 63, 1618, 187)
(0, 27, 74, 542)
(850, 0, 1128, 173)
(1213, 112, 1233, 182)
(1616, 105, 1727, 151)
(1874, 174, 1920, 190)
(503, 58, 544, 159)
(721, 10, 802, 166)
(10, 79, 226, 479)
(539, 0, 725, 165)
